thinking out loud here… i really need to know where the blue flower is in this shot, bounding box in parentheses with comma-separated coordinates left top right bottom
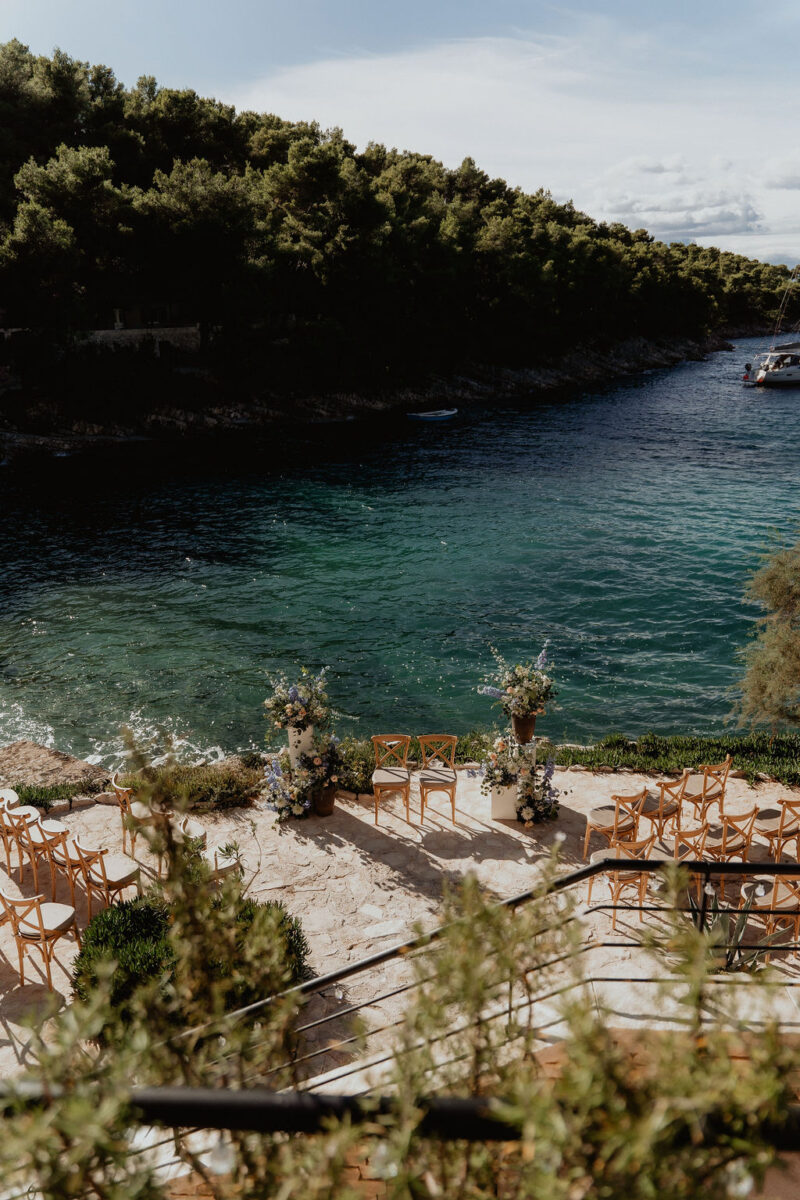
(478, 685, 505, 699)
(288, 685, 299, 702)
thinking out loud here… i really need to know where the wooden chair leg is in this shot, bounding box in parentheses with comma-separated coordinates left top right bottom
(587, 876, 595, 904)
(582, 826, 592, 860)
(374, 790, 379, 825)
(451, 788, 456, 825)
(419, 788, 426, 823)
(405, 787, 410, 822)
(17, 943, 25, 985)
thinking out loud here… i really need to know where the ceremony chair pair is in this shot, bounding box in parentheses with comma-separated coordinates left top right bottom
(371, 735, 458, 825)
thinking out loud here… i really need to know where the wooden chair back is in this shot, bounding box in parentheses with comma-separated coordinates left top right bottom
(610, 787, 648, 832)
(719, 805, 758, 854)
(371, 735, 411, 769)
(697, 755, 733, 798)
(777, 798, 800, 838)
(418, 735, 457, 769)
(610, 832, 656, 862)
(673, 825, 709, 861)
(0, 888, 48, 938)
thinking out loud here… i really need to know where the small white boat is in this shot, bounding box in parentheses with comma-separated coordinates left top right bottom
(745, 342, 800, 387)
(406, 408, 458, 422)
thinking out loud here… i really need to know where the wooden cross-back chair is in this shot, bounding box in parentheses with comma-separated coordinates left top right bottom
(582, 787, 647, 860)
(73, 837, 141, 918)
(703, 805, 758, 900)
(638, 775, 687, 840)
(681, 755, 733, 823)
(12, 815, 67, 899)
(756, 798, 800, 859)
(111, 770, 161, 857)
(0, 801, 39, 873)
(587, 833, 656, 929)
(740, 876, 800, 949)
(418, 734, 458, 824)
(655, 824, 710, 902)
(0, 886, 80, 990)
(370, 735, 411, 824)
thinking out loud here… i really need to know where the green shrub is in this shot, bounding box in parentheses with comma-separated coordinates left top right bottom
(120, 762, 262, 810)
(13, 778, 107, 812)
(552, 730, 800, 784)
(72, 890, 309, 1021)
(455, 728, 494, 762)
(71, 896, 172, 1012)
(336, 736, 375, 794)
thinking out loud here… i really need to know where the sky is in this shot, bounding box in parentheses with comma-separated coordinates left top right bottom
(3, 0, 800, 263)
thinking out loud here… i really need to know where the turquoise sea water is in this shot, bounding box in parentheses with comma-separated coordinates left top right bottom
(0, 336, 795, 765)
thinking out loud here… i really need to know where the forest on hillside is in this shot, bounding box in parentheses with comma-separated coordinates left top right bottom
(0, 39, 796, 408)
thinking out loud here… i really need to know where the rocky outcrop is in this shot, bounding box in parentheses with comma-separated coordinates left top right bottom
(0, 740, 109, 788)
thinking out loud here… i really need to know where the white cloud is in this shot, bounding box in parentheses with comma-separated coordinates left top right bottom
(224, 19, 800, 262)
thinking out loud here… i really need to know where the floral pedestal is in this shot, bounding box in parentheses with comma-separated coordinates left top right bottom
(490, 784, 518, 820)
(288, 725, 314, 769)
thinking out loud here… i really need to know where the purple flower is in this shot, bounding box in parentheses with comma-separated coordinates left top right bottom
(478, 685, 505, 699)
(288, 685, 299, 702)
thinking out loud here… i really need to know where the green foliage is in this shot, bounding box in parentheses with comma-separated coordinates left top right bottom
(71, 882, 308, 1035)
(553, 729, 800, 784)
(737, 535, 800, 731)
(71, 895, 173, 1011)
(13, 777, 106, 811)
(335, 735, 375, 794)
(120, 761, 262, 810)
(454, 727, 494, 762)
(0, 40, 793, 410)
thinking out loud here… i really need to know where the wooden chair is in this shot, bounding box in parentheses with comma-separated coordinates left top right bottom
(638, 775, 686, 840)
(582, 787, 647, 860)
(111, 771, 160, 857)
(755, 799, 800, 859)
(703, 805, 758, 900)
(0, 801, 40, 873)
(740, 876, 800, 954)
(49, 831, 85, 907)
(12, 816, 68, 898)
(681, 755, 733, 823)
(417, 735, 458, 824)
(654, 824, 710, 901)
(587, 833, 656, 929)
(73, 837, 141, 918)
(370, 736, 412, 824)
(0, 887, 80, 990)
(201, 844, 242, 884)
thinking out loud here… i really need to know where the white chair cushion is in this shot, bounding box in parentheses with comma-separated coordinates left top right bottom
(372, 767, 410, 787)
(89, 854, 139, 887)
(19, 902, 76, 937)
(419, 767, 457, 785)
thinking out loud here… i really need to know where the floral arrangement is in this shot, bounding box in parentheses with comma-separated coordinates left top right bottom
(517, 759, 560, 826)
(478, 642, 556, 718)
(299, 736, 344, 789)
(264, 667, 330, 732)
(260, 757, 313, 822)
(479, 735, 536, 794)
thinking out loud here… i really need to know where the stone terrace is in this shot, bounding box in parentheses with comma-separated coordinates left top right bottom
(2, 761, 800, 1079)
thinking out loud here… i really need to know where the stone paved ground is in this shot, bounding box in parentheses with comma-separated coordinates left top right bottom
(2, 765, 800, 1080)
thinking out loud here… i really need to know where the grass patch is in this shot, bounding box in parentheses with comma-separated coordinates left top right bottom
(120, 762, 262, 811)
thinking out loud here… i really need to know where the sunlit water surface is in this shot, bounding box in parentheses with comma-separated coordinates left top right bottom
(0, 337, 793, 765)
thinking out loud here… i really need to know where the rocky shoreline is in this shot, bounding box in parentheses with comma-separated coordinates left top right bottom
(0, 331, 740, 461)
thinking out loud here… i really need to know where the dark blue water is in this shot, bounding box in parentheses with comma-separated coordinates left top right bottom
(0, 337, 791, 765)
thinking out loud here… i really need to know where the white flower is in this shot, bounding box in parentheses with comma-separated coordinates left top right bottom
(275, 795, 288, 808)
(521, 806, 534, 820)
(291, 804, 304, 817)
